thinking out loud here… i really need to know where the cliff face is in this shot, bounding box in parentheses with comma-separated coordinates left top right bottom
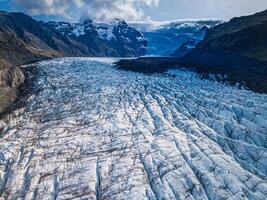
(0, 59, 24, 114)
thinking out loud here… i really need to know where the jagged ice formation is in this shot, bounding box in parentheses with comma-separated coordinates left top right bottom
(0, 58, 267, 199)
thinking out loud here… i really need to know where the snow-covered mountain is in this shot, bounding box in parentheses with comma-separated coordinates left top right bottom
(46, 19, 148, 57)
(46, 19, 221, 57)
(45, 19, 222, 57)
(130, 20, 221, 56)
(0, 10, 220, 61)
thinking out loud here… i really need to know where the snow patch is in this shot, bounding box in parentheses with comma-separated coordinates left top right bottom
(70, 24, 86, 36)
(96, 25, 115, 40)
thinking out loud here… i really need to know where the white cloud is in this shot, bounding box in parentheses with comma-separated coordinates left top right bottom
(12, 0, 160, 21)
(12, 0, 267, 22)
(147, 0, 267, 21)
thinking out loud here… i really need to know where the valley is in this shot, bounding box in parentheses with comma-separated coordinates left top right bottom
(0, 7, 267, 200)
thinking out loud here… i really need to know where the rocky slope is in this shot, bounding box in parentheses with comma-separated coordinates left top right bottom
(0, 11, 89, 65)
(0, 11, 147, 65)
(178, 10, 267, 91)
(0, 59, 24, 115)
(182, 9, 267, 60)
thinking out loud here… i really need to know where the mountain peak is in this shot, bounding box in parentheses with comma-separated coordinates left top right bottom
(113, 18, 127, 26)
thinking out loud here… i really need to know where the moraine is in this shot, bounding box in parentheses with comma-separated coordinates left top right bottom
(0, 58, 267, 200)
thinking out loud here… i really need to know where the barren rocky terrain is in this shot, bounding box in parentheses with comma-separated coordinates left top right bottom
(0, 59, 24, 115)
(0, 58, 266, 199)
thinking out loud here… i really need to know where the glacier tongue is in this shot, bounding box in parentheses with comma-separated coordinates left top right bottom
(0, 58, 267, 200)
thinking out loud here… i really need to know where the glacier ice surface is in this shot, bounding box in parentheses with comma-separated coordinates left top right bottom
(0, 58, 267, 200)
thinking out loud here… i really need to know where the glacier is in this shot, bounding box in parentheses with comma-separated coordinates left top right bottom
(0, 58, 267, 200)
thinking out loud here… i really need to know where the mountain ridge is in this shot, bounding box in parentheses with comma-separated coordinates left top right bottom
(0, 10, 148, 66)
(181, 9, 267, 62)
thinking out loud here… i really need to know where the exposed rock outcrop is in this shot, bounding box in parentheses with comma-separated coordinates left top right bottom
(0, 59, 24, 114)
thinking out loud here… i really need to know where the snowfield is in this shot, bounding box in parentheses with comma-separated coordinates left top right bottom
(0, 58, 267, 200)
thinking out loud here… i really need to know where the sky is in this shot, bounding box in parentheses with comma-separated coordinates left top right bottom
(0, 0, 267, 22)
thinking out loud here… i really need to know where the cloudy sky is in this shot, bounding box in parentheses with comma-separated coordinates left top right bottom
(0, 0, 267, 22)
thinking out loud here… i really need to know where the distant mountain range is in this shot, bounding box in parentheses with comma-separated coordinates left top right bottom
(46, 20, 147, 57)
(0, 10, 221, 66)
(0, 11, 147, 66)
